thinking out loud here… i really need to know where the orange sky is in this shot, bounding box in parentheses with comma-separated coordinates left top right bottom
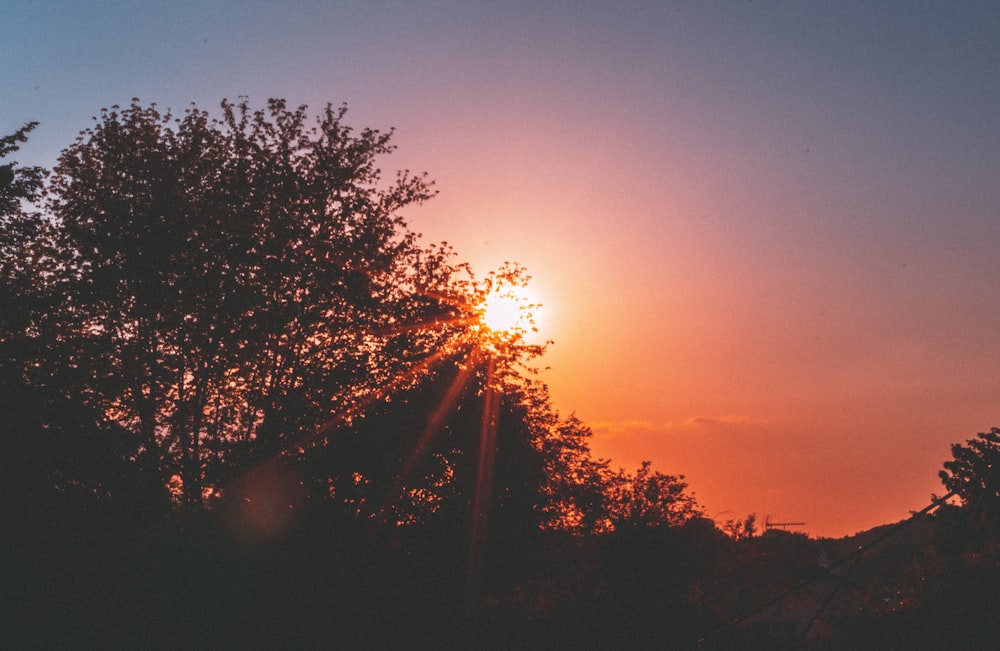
(407, 125, 1000, 537)
(6, 2, 1000, 537)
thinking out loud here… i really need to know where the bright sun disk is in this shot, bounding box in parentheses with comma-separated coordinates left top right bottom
(481, 291, 524, 334)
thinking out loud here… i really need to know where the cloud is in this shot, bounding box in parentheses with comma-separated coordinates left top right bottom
(588, 419, 658, 438)
(585, 415, 761, 437)
(684, 415, 757, 427)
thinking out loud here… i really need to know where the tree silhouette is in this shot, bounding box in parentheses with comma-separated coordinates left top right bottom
(537, 414, 615, 533)
(1, 122, 47, 368)
(0, 122, 44, 214)
(940, 428, 1000, 506)
(605, 460, 702, 530)
(15, 99, 466, 507)
(939, 427, 1000, 534)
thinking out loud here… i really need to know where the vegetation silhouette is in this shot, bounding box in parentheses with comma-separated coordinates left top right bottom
(3, 103, 1000, 649)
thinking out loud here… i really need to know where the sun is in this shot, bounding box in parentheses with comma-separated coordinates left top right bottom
(477, 282, 546, 341)
(481, 290, 525, 334)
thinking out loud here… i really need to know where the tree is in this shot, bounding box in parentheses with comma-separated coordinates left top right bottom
(0, 122, 45, 216)
(1, 123, 77, 510)
(0, 122, 48, 363)
(721, 512, 758, 540)
(13, 98, 465, 507)
(605, 460, 703, 530)
(939, 427, 1000, 534)
(5, 98, 556, 519)
(536, 414, 615, 533)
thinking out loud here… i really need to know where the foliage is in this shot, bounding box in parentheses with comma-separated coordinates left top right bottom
(605, 460, 703, 529)
(536, 414, 614, 532)
(0, 121, 45, 216)
(939, 427, 1000, 531)
(9, 99, 465, 506)
(0, 122, 49, 366)
(721, 512, 758, 540)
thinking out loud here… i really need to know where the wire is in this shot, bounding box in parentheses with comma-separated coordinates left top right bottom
(697, 490, 957, 647)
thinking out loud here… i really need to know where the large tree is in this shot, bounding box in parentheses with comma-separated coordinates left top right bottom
(14, 99, 471, 506)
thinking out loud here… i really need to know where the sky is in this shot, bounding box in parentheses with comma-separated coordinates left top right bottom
(4, 0, 1000, 538)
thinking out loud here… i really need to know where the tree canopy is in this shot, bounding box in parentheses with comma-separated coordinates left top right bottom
(938, 427, 1000, 534)
(6, 99, 488, 508)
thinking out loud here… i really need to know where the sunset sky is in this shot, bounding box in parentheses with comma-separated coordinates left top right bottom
(5, 1, 1000, 537)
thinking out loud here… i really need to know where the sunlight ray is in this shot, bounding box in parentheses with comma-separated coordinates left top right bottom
(289, 343, 463, 451)
(468, 355, 499, 603)
(378, 346, 485, 521)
